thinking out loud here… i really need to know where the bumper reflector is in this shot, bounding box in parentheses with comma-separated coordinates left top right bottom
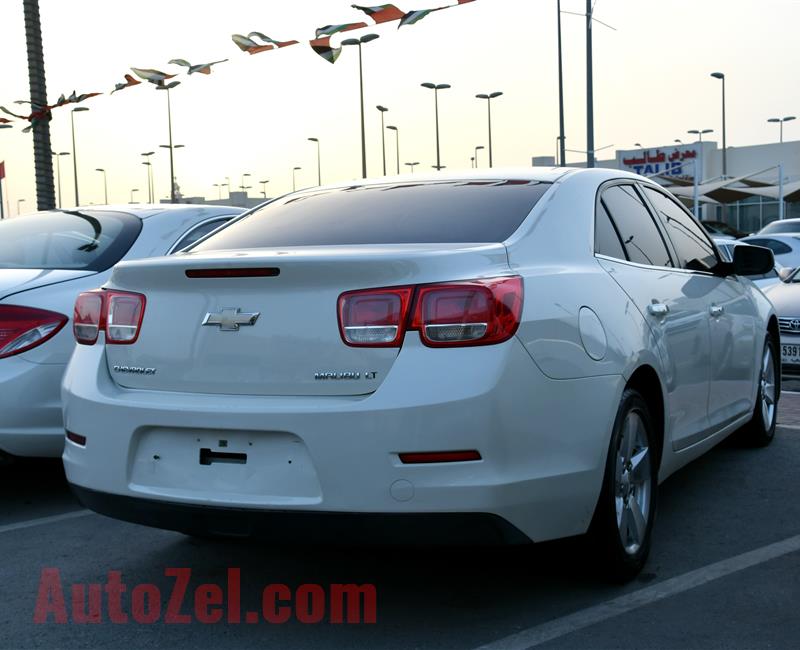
(399, 450, 481, 464)
(65, 431, 87, 446)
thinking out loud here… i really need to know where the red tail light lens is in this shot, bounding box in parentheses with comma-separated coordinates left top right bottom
(73, 292, 104, 344)
(0, 305, 68, 359)
(411, 277, 523, 347)
(73, 290, 146, 345)
(337, 276, 523, 348)
(106, 293, 146, 343)
(338, 287, 414, 347)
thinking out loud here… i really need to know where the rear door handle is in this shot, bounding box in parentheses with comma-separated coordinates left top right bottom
(647, 302, 669, 317)
(710, 304, 724, 318)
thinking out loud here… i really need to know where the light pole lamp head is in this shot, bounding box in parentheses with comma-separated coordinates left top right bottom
(141, 161, 151, 166)
(784, 116, 797, 123)
(341, 38, 360, 46)
(72, 107, 89, 113)
(436, 83, 451, 90)
(0, 124, 12, 130)
(360, 33, 380, 44)
(489, 91, 503, 99)
(308, 137, 318, 142)
(141, 151, 155, 156)
(376, 105, 388, 113)
(386, 125, 397, 131)
(476, 145, 485, 151)
(59, 151, 70, 156)
(95, 168, 104, 172)
(421, 82, 436, 89)
(710, 71, 725, 80)
(635, 142, 642, 147)
(260, 179, 270, 184)
(293, 166, 302, 171)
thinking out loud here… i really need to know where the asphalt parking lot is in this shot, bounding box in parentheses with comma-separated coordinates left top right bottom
(3, 395, 800, 649)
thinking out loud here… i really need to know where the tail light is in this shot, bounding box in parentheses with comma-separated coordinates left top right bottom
(73, 290, 146, 345)
(0, 305, 68, 359)
(338, 287, 413, 346)
(338, 276, 523, 348)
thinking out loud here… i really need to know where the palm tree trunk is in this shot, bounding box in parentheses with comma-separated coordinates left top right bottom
(23, 0, 55, 210)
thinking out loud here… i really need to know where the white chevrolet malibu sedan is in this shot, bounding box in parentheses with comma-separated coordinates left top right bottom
(62, 169, 779, 581)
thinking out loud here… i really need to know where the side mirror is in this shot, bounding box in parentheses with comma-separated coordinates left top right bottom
(733, 245, 774, 276)
(779, 267, 795, 282)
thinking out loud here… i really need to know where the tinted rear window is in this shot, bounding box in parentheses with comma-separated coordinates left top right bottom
(192, 180, 550, 250)
(0, 210, 141, 271)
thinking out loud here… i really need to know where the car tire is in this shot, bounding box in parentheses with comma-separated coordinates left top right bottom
(588, 388, 658, 583)
(738, 338, 778, 447)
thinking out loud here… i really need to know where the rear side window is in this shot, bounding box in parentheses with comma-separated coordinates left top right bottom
(642, 187, 718, 271)
(0, 210, 141, 271)
(600, 185, 673, 268)
(192, 180, 551, 249)
(595, 203, 626, 260)
(171, 217, 232, 253)
(745, 238, 792, 255)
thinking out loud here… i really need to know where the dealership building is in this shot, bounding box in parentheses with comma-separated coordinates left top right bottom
(536, 139, 800, 233)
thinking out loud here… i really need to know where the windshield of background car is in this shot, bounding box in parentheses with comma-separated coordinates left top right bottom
(0, 210, 142, 271)
(190, 180, 551, 250)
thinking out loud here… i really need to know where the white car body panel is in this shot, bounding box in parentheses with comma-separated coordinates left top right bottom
(0, 205, 243, 457)
(60, 169, 775, 544)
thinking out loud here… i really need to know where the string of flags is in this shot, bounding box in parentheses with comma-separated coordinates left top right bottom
(0, 1, 476, 131)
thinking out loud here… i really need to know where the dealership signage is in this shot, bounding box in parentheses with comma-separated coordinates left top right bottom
(617, 144, 702, 180)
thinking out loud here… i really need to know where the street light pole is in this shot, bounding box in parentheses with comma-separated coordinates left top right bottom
(342, 34, 380, 180)
(308, 138, 321, 185)
(51, 151, 69, 209)
(404, 161, 419, 174)
(130, 188, 139, 203)
(17, 198, 25, 215)
(386, 126, 399, 174)
(259, 179, 270, 198)
(95, 168, 108, 204)
(768, 116, 796, 144)
(165, 87, 177, 200)
(556, 0, 566, 167)
(474, 145, 484, 168)
(586, 0, 595, 168)
(376, 106, 388, 175)
(159, 144, 184, 201)
(710, 72, 727, 178)
(292, 166, 301, 192)
(476, 92, 503, 168)
(421, 82, 451, 170)
(70, 107, 89, 206)
(240, 172, 251, 192)
(140, 152, 155, 202)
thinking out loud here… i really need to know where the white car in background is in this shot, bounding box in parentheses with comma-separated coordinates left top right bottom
(756, 218, 800, 236)
(0, 204, 243, 460)
(713, 238, 785, 290)
(62, 169, 778, 581)
(740, 234, 800, 270)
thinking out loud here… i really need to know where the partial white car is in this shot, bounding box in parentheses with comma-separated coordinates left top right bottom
(756, 217, 800, 236)
(740, 234, 800, 269)
(62, 169, 778, 581)
(0, 204, 243, 459)
(712, 238, 784, 290)
(762, 268, 800, 375)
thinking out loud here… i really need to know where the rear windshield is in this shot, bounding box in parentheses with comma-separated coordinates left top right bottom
(0, 210, 141, 271)
(191, 180, 551, 250)
(760, 221, 800, 234)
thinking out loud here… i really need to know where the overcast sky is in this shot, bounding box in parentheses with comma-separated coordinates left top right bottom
(1, 0, 799, 211)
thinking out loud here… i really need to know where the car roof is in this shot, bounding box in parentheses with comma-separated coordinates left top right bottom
(49, 204, 246, 220)
(288, 166, 649, 194)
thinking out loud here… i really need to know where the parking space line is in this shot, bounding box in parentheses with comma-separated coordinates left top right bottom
(0, 509, 93, 535)
(473, 533, 800, 650)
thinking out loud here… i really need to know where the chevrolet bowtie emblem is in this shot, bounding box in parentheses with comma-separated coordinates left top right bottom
(202, 308, 260, 331)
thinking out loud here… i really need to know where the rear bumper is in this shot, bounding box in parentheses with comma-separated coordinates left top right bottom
(70, 484, 531, 545)
(62, 336, 625, 543)
(0, 356, 65, 457)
